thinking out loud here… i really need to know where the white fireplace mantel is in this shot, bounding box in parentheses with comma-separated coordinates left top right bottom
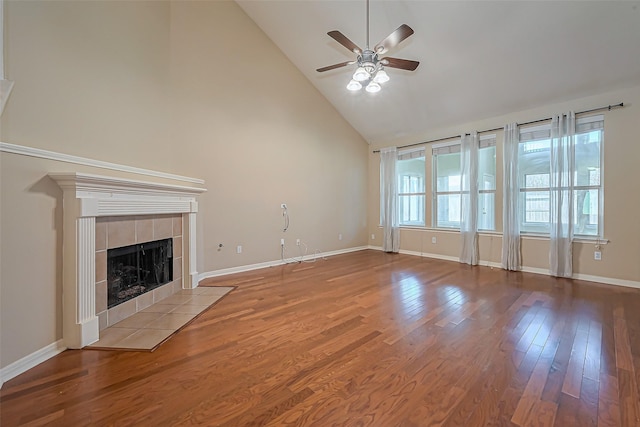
(50, 172, 206, 349)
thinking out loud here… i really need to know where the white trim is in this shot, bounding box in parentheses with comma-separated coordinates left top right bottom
(0, 142, 204, 184)
(198, 246, 369, 282)
(432, 139, 461, 150)
(571, 273, 640, 289)
(0, 340, 66, 388)
(369, 245, 639, 289)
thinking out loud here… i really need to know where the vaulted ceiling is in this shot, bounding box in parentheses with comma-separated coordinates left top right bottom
(237, 1, 640, 146)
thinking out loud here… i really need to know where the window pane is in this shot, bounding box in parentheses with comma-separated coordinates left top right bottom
(478, 146, 496, 190)
(399, 195, 425, 226)
(436, 152, 460, 192)
(519, 140, 550, 188)
(478, 193, 495, 230)
(575, 130, 601, 186)
(575, 189, 599, 236)
(523, 190, 550, 224)
(397, 157, 425, 193)
(524, 173, 550, 189)
(436, 194, 460, 228)
(397, 155, 425, 227)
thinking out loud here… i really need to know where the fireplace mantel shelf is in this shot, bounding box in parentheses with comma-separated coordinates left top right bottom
(49, 172, 207, 198)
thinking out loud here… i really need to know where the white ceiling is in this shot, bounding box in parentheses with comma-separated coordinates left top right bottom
(236, 1, 640, 146)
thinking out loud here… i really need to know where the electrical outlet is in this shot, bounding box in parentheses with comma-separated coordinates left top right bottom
(338, 233, 343, 241)
(432, 237, 437, 244)
(296, 239, 300, 246)
(594, 251, 602, 260)
(236, 245, 242, 254)
(371, 234, 375, 240)
(280, 238, 285, 246)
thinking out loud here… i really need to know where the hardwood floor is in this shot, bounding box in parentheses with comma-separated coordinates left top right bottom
(2, 250, 640, 426)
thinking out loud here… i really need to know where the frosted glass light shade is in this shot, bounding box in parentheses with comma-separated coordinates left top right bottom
(353, 67, 369, 82)
(373, 69, 389, 83)
(365, 81, 381, 93)
(346, 80, 362, 91)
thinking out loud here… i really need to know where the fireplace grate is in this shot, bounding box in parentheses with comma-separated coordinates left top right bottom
(107, 238, 173, 308)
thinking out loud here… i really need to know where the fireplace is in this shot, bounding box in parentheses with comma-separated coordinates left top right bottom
(50, 172, 206, 349)
(107, 238, 173, 308)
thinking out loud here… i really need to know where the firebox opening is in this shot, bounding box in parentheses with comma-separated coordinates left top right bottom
(107, 238, 173, 308)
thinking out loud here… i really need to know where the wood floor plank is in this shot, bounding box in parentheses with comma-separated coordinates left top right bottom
(562, 318, 590, 398)
(2, 250, 640, 426)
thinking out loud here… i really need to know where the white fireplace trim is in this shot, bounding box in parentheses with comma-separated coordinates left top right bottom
(49, 172, 206, 349)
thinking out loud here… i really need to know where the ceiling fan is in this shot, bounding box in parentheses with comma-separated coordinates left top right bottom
(316, 0, 419, 93)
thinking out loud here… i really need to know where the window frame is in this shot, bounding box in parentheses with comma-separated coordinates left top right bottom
(397, 148, 426, 227)
(432, 136, 496, 230)
(517, 115, 604, 238)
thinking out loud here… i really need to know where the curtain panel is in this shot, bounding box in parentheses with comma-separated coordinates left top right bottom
(380, 147, 400, 253)
(549, 112, 575, 277)
(502, 123, 522, 271)
(460, 132, 479, 265)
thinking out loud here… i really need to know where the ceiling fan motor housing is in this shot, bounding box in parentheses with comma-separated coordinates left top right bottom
(358, 50, 379, 74)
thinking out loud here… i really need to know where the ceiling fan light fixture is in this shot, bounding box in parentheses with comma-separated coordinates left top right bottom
(373, 69, 389, 83)
(347, 79, 362, 91)
(365, 81, 381, 93)
(353, 67, 370, 82)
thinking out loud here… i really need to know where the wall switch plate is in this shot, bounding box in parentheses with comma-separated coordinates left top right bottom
(594, 251, 602, 260)
(432, 237, 437, 244)
(236, 245, 242, 254)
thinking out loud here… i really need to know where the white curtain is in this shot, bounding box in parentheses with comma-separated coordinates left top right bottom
(460, 132, 479, 265)
(502, 123, 522, 271)
(380, 147, 400, 253)
(549, 112, 575, 277)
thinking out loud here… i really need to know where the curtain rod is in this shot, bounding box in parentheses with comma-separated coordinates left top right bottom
(372, 102, 624, 153)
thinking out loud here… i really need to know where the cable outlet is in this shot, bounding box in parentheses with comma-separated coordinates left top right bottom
(280, 238, 285, 246)
(594, 251, 602, 260)
(281, 203, 287, 209)
(296, 239, 300, 246)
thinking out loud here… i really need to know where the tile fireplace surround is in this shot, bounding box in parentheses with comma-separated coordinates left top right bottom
(50, 172, 206, 349)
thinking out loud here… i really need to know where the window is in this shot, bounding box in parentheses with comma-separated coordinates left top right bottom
(397, 149, 425, 226)
(432, 137, 496, 229)
(518, 115, 603, 236)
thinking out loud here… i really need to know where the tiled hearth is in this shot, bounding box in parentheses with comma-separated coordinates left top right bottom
(88, 286, 233, 350)
(95, 214, 184, 331)
(50, 172, 206, 349)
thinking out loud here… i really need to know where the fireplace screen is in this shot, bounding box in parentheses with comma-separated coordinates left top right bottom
(107, 238, 173, 308)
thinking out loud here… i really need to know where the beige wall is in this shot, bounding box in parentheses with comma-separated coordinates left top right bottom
(369, 85, 640, 284)
(0, 1, 368, 370)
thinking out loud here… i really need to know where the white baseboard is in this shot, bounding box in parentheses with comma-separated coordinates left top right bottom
(198, 246, 369, 282)
(0, 340, 66, 388)
(369, 245, 640, 289)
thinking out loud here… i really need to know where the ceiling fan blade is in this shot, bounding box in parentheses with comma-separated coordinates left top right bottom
(327, 31, 362, 54)
(381, 57, 420, 71)
(316, 61, 354, 73)
(374, 24, 414, 55)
